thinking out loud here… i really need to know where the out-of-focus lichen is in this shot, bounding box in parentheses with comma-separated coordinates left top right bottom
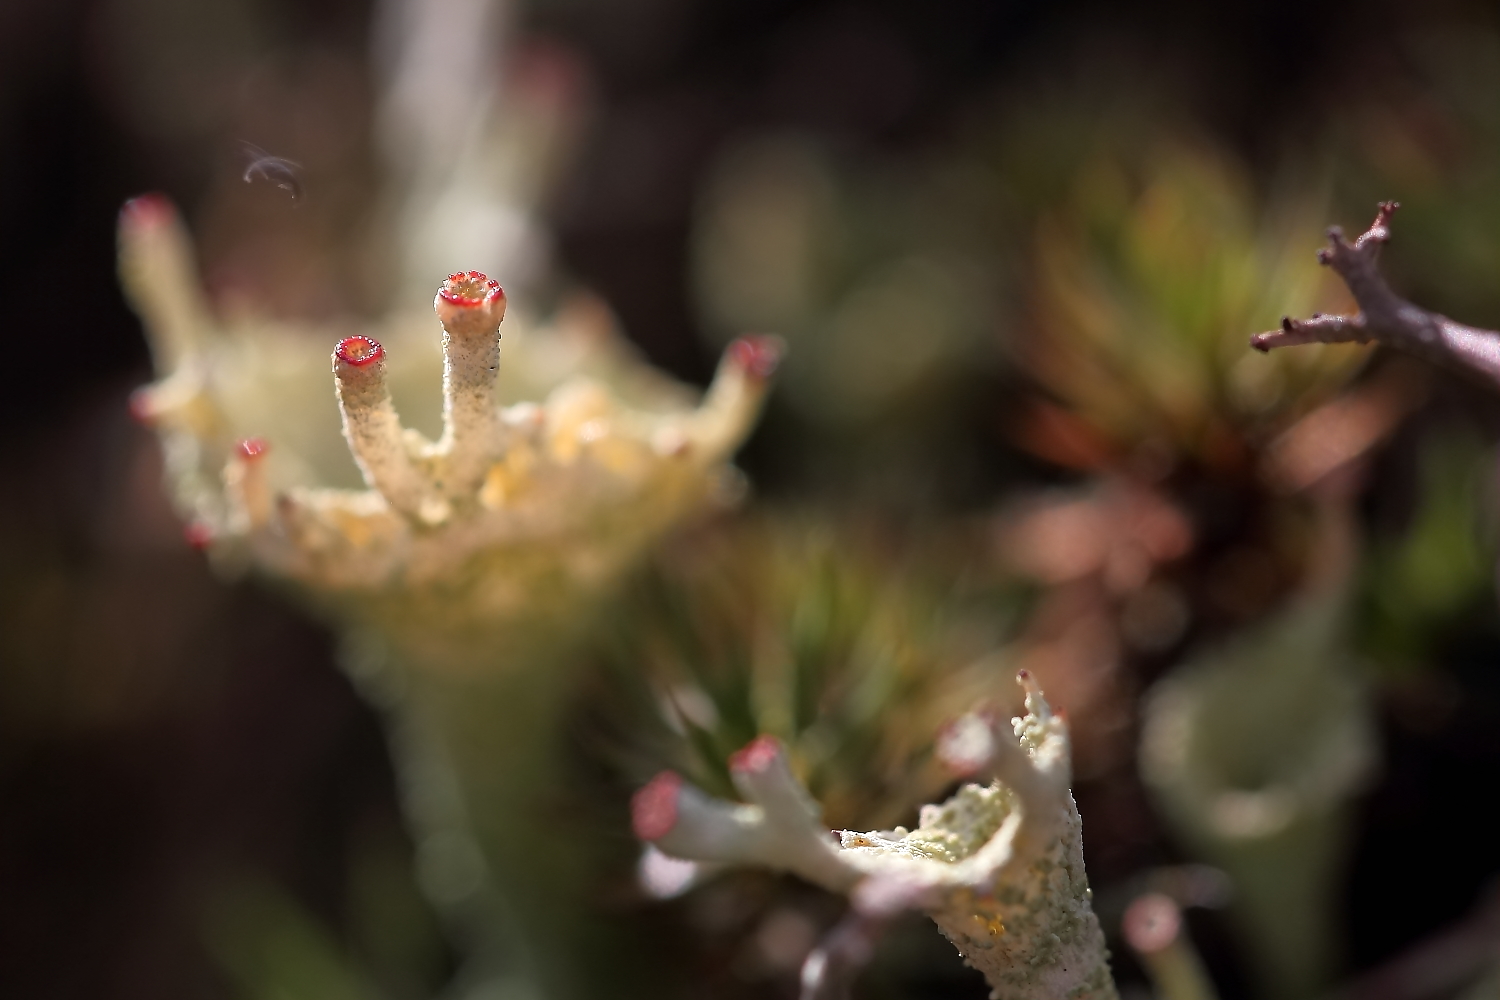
(1139, 590, 1376, 1000)
(1358, 430, 1497, 673)
(115, 4, 784, 1000)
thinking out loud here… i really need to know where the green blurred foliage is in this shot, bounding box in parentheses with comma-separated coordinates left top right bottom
(207, 880, 381, 1000)
(690, 136, 1012, 503)
(1341, 32, 1500, 329)
(1023, 144, 1365, 457)
(1358, 430, 1497, 674)
(591, 514, 1023, 833)
(1141, 591, 1376, 1000)
(204, 823, 448, 1000)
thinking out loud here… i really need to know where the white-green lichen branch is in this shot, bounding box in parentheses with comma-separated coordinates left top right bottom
(120, 194, 781, 642)
(1250, 201, 1500, 393)
(633, 673, 1118, 1000)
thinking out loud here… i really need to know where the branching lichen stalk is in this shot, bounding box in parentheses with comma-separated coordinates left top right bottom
(634, 673, 1118, 1000)
(120, 194, 780, 651)
(120, 188, 781, 1000)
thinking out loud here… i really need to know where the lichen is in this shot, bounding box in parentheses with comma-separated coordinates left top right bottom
(121, 196, 778, 663)
(635, 673, 1118, 1000)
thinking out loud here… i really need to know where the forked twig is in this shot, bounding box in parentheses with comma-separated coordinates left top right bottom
(1251, 202, 1500, 393)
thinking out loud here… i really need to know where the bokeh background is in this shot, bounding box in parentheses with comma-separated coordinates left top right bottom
(6, 1, 1500, 998)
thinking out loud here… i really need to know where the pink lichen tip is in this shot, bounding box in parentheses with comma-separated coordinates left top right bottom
(1122, 893, 1182, 955)
(935, 712, 998, 776)
(183, 521, 215, 551)
(335, 336, 385, 367)
(120, 193, 174, 229)
(728, 335, 784, 380)
(729, 734, 783, 775)
(632, 771, 683, 841)
(236, 438, 269, 460)
(127, 388, 156, 425)
(438, 270, 505, 307)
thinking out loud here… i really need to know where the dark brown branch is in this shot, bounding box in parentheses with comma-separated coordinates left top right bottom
(1250, 202, 1500, 393)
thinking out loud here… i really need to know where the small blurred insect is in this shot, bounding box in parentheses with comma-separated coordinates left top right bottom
(240, 141, 303, 202)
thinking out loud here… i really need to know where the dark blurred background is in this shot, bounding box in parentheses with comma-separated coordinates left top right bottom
(6, 1, 1500, 997)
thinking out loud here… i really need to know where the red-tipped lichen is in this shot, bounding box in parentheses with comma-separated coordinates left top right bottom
(127, 388, 157, 425)
(183, 521, 215, 550)
(120, 193, 173, 230)
(237, 438, 269, 460)
(439, 270, 506, 307)
(728, 335, 783, 380)
(632, 771, 683, 841)
(124, 195, 773, 597)
(729, 734, 782, 775)
(336, 336, 385, 367)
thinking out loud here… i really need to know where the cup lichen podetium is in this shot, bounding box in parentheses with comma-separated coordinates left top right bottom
(121, 192, 781, 667)
(634, 671, 1119, 1000)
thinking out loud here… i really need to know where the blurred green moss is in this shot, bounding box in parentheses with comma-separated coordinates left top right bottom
(589, 513, 1023, 833)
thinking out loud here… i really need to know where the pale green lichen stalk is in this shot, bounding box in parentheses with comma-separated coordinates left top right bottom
(633, 673, 1118, 1000)
(1139, 592, 1375, 1000)
(120, 193, 779, 666)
